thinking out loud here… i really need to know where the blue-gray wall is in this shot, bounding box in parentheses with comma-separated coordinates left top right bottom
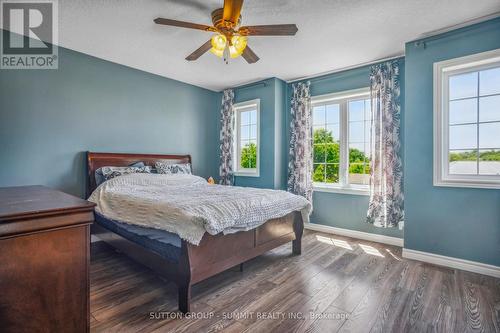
(404, 18, 500, 266)
(0, 41, 220, 198)
(274, 79, 287, 189)
(286, 59, 406, 239)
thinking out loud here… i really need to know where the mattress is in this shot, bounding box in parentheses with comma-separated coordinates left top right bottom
(94, 212, 181, 262)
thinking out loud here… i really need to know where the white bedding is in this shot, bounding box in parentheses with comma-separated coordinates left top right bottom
(89, 173, 311, 245)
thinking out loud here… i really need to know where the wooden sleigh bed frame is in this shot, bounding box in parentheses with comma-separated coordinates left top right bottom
(87, 152, 304, 313)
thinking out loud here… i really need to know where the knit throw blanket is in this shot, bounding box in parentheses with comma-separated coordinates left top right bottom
(89, 173, 311, 245)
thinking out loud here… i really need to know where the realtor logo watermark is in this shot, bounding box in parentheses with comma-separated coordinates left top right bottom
(1, 0, 58, 69)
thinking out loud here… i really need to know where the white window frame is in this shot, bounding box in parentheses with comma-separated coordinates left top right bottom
(434, 48, 500, 189)
(233, 99, 260, 177)
(312, 87, 370, 196)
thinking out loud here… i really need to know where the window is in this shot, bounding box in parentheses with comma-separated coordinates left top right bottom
(434, 48, 500, 189)
(233, 99, 260, 176)
(312, 88, 371, 195)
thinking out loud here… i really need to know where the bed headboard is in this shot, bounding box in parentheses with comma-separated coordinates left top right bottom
(86, 152, 191, 198)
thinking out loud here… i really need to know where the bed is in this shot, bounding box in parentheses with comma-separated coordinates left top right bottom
(86, 152, 307, 313)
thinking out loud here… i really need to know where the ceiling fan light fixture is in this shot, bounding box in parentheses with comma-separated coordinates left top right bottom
(211, 34, 227, 52)
(230, 35, 247, 58)
(210, 34, 247, 60)
(210, 47, 224, 58)
(155, 0, 298, 64)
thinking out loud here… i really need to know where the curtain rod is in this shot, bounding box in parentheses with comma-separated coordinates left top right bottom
(409, 11, 500, 45)
(287, 53, 404, 84)
(233, 80, 269, 91)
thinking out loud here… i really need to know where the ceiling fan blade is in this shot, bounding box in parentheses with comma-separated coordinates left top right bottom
(154, 18, 217, 32)
(185, 40, 213, 61)
(239, 24, 298, 36)
(241, 46, 259, 64)
(223, 0, 244, 24)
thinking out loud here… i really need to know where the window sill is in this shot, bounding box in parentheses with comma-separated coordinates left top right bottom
(234, 171, 260, 178)
(313, 184, 370, 196)
(434, 177, 500, 189)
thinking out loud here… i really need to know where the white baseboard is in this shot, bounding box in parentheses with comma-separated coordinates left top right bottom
(402, 248, 500, 278)
(304, 223, 404, 247)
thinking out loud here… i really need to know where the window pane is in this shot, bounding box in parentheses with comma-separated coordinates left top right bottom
(349, 100, 365, 121)
(313, 106, 325, 125)
(364, 99, 372, 121)
(250, 147, 257, 168)
(240, 140, 249, 153)
(313, 144, 326, 163)
(240, 111, 250, 126)
(349, 143, 369, 163)
(249, 110, 257, 124)
(349, 139, 370, 186)
(349, 164, 370, 185)
(479, 95, 500, 122)
(480, 67, 500, 96)
(348, 97, 370, 187)
(449, 150, 478, 175)
(325, 143, 340, 163)
(364, 144, 371, 160)
(326, 104, 340, 124)
(314, 127, 334, 143)
(449, 98, 477, 124)
(325, 164, 339, 183)
(313, 125, 325, 134)
(326, 123, 340, 141)
(449, 72, 478, 100)
(349, 143, 364, 152)
(240, 141, 257, 169)
(349, 121, 365, 143)
(479, 122, 500, 148)
(449, 124, 477, 149)
(240, 125, 250, 140)
(364, 121, 371, 144)
(249, 125, 257, 140)
(313, 164, 325, 183)
(479, 149, 500, 175)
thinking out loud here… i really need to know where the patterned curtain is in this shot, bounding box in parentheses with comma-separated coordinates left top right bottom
(287, 82, 313, 202)
(366, 61, 404, 228)
(219, 89, 235, 185)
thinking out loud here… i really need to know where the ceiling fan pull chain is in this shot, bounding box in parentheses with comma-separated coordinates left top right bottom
(224, 41, 230, 64)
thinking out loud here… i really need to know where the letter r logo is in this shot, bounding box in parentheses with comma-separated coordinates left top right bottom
(2, 2, 53, 54)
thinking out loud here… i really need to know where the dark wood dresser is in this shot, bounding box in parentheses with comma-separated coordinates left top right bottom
(0, 186, 95, 333)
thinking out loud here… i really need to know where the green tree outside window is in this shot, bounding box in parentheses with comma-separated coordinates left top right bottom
(240, 143, 257, 169)
(313, 128, 371, 183)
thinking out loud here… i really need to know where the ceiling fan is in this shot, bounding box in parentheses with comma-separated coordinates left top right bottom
(154, 0, 298, 64)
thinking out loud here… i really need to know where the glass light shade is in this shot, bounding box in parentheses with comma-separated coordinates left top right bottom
(210, 47, 224, 58)
(210, 34, 248, 59)
(211, 34, 227, 52)
(230, 35, 247, 58)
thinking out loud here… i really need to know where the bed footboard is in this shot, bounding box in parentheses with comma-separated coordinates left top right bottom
(178, 211, 303, 313)
(92, 211, 304, 314)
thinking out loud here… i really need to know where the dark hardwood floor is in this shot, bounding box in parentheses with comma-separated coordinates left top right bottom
(90, 230, 500, 333)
